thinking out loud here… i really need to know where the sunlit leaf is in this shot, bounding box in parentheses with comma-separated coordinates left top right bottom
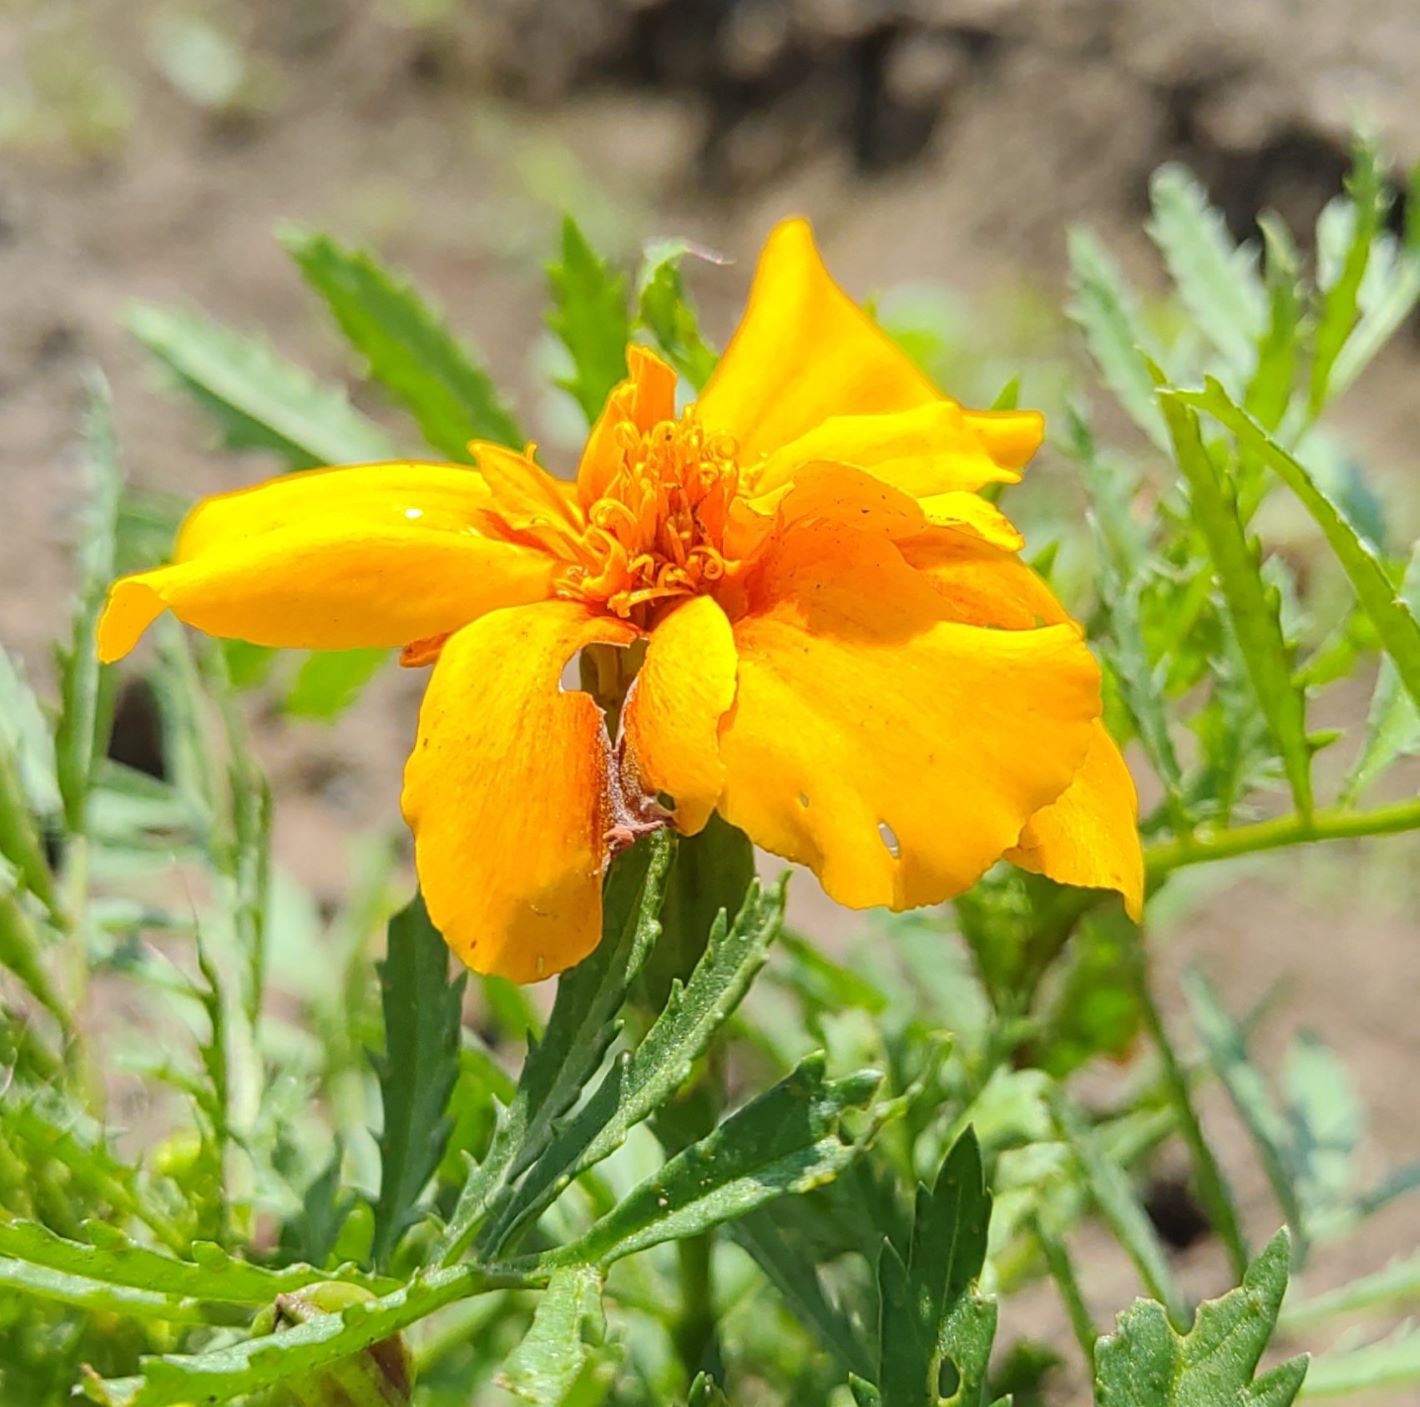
(499, 1265, 612, 1405)
(548, 217, 629, 423)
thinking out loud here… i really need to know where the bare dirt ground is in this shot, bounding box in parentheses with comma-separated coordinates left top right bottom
(2, 0, 1419, 1395)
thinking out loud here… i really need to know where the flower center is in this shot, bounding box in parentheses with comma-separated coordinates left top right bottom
(556, 411, 742, 622)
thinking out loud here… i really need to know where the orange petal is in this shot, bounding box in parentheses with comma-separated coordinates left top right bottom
(717, 523, 1101, 910)
(1007, 721, 1144, 920)
(401, 601, 637, 982)
(575, 346, 679, 510)
(622, 594, 738, 835)
(98, 463, 555, 662)
(899, 532, 1070, 630)
(470, 441, 583, 540)
(749, 402, 1039, 498)
(697, 219, 943, 462)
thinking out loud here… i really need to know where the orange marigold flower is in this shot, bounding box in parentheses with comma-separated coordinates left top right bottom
(98, 220, 1144, 981)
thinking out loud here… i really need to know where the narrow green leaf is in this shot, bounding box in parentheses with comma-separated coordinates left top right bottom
(547, 217, 630, 423)
(370, 893, 467, 1268)
(1049, 1088, 1188, 1330)
(0, 743, 59, 920)
(129, 302, 398, 468)
(1094, 1230, 1305, 1406)
(499, 1265, 609, 1405)
(1179, 379, 1420, 712)
(0, 1216, 389, 1307)
(1281, 1032, 1361, 1219)
(81, 1262, 529, 1407)
(1247, 215, 1305, 431)
(0, 1256, 244, 1326)
(1147, 164, 1265, 376)
(1283, 1248, 1420, 1329)
(1310, 145, 1385, 414)
(0, 644, 61, 818)
(878, 1128, 996, 1407)
(283, 647, 391, 721)
(635, 238, 719, 391)
(1300, 1322, 1420, 1398)
(284, 229, 523, 457)
(437, 831, 674, 1264)
(1067, 228, 1168, 448)
(1344, 541, 1420, 800)
(1183, 969, 1305, 1251)
(557, 1054, 880, 1268)
(1157, 390, 1312, 813)
(487, 875, 784, 1251)
(56, 377, 123, 832)
(0, 871, 69, 1031)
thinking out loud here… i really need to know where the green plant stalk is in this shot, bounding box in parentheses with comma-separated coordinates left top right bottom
(1127, 948, 1250, 1280)
(1145, 795, 1420, 879)
(1030, 1216, 1099, 1373)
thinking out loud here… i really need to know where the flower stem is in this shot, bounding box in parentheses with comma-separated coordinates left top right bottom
(1030, 1216, 1099, 1373)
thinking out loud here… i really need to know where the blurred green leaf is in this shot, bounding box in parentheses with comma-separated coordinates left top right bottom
(688, 1372, 731, 1407)
(1093, 1229, 1306, 1406)
(1049, 1088, 1187, 1331)
(1180, 380, 1420, 713)
(1158, 391, 1312, 814)
(0, 645, 61, 819)
(284, 229, 523, 458)
(437, 832, 674, 1264)
(129, 302, 398, 468)
(485, 875, 785, 1252)
(1301, 1323, 1420, 1399)
(1282, 1033, 1361, 1219)
(877, 1128, 995, 1407)
(635, 238, 719, 391)
(1067, 228, 1168, 448)
(370, 894, 467, 1269)
(557, 1054, 880, 1268)
(499, 1265, 612, 1405)
(548, 217, 629, 423)
(1247, 215, 1305, 431)
(1147, 165, 1264, 377)
(1282, 1248, 1420, 1330)
(283, 647, 390, 721)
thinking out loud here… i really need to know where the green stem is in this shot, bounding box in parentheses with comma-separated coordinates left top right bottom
(1128, 948, 1250, 1281)
(1145, 796, 1420, 879)
(673, 1232, 720, 1384)
(1030, 1217, 1099, 1373)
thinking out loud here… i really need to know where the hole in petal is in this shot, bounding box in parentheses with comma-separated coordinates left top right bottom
(877, 819, 901, 860)
(798, 792, 810, 808)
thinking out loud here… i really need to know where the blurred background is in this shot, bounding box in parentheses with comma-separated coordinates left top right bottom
(2, 0, 1419, 1376)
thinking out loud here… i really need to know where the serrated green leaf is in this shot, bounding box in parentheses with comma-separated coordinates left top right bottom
(81, 1262, 529, 1406)
(0, 740, 59, 920)
(284, 229, 523, 458)
(1049, 1088, 1187, 1331)
(370, 893, 467, 1268)
(0, 1256, 244, 1326)
(635, 238, 719, 390)
(485, 874, 784, 1252)
(1301, 1323, 1420, 1399)
(1282, 1033, 1360, 1219)
(1147, 165, 1265, 376)
(1157, 390, 1312, 813)
(1346, 545, 1420, 801)
(1095, 1230, 1305, 1406)
(878, 1128, 995, 1407)
(1067, 228, 1168, 448)
(1310, 144, 1386, 415)
(129, 302, 398, 468)
(283, 646, 390, 721)
(1183, 969, 1305, 1251)
(437, 831, 674, 1264)
(0, 1215, 389, 1309)
(0, 644, 60, 819)
(548, 217, 630, 423)
(1179, 379, 1420, 713)
(555, 1054, 880, 1268)
(499, 1265, 608, 1405)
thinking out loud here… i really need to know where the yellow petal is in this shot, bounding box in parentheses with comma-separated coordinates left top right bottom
(1007, 721, 1144, 920)
(750, 402, 1037, 498)
(402, 601, 637, 982)
(469, 442, 582, 539)
(98, 463, 555, 662)
(697, 220, 942, 462)
(899, 532, 1069, 630)
(963, 408, 1045, 471)
(576, 345, 678, 509)
(622, 594, 738, 835)
(916, 492, 1024, 551)
(717, 523, 1101, 910)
